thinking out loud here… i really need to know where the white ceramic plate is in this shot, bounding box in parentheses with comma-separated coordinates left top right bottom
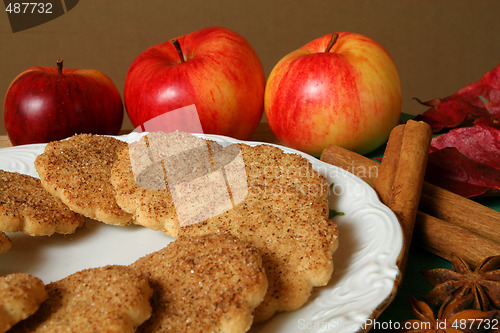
(0, 133, 402, 333)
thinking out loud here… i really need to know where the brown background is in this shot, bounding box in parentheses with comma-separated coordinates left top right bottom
(1, 0, 499, 135)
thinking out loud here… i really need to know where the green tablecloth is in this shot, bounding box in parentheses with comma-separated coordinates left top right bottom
(368, 114, 499, 331)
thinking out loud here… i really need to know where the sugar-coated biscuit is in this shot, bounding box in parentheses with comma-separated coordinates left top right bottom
(111, 131, 224, 236)
(35, 134, 132, 225)
(179, 141, 337, 322)
(0, 273, 47, 333)
(10, 265, 153, 333)
(180, 188, 338, 322)
(0, 169, 84, 236)
(130, 233, 268, 333)
(0, 232, 11, 254)
(235, 143, 329, 205)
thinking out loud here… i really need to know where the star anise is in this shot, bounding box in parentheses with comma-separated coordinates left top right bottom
(421, 254, 500, 311)
(397, 294, 498, 333)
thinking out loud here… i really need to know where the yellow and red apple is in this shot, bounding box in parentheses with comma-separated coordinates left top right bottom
(264, 32, 402, 156)
(3, 59, 124, 146)
(124, 26, 266, 140)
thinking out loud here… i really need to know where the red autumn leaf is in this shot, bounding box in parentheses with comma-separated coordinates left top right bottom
(414, 98, 485, 132)
(425, 147, 500, 198)
(414, 64, 500, 132)
(456, 64, 500, 114)
(430, 123, 500, 169)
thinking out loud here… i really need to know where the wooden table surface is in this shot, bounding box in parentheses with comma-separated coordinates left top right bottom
(0, 122, 281, 149)
(0, 135, 11, 149)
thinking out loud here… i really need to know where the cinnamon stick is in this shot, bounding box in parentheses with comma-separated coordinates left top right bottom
(415, 211, 500, 268)
(374, 120, 432, 273)
(420, 183, 500, 243)
(374, 125, 404, 205)
(320, 130, 500, 268)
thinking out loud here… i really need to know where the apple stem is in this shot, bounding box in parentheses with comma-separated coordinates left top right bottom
(56, 58, 63, 74)
(325, 33, 339, 53)
(171, 39, 185, 63)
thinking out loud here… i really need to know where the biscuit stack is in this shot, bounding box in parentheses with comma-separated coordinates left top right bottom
(0, 132, 339, 332)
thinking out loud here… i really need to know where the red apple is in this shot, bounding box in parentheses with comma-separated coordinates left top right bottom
(124, 26, 265, 140)
(265, 32, 402, 156)
(3, 59, 124, 146)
